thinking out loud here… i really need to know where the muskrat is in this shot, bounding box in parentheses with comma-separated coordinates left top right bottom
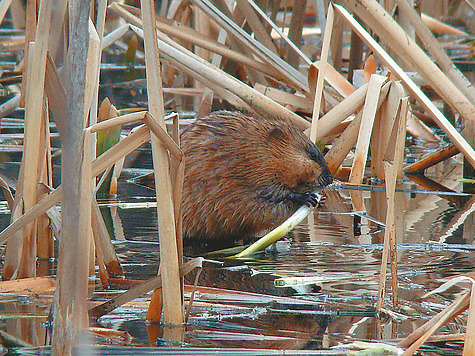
(181, 110, 333, 241)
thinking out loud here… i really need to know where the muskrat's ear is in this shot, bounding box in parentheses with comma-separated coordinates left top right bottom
(268, 127, 286, 140)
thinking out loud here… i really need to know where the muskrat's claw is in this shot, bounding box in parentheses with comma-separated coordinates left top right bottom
(289, 192, 319, 207)
(316, 194, 326, 207)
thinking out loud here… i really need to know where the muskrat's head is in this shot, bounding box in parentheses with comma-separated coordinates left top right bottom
(264, 121, 333, 193)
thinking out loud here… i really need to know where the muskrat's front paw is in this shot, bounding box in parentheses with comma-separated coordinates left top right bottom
(316, 194, 326, 207)
(289, 192, 319, 207)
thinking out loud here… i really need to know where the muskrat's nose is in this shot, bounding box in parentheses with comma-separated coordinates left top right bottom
(319, 167, 333, 187)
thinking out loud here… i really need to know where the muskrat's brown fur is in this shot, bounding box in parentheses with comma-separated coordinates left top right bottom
(181, 110, 333, 241)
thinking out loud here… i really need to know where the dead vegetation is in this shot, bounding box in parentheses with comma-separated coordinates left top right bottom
(0, 0, 473, 354)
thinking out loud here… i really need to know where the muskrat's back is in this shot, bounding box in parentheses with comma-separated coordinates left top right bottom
(181, 110, 333, 240)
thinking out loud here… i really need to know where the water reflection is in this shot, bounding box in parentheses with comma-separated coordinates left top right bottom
(0, 161, 473, 351)
(87, 169, 474, 351)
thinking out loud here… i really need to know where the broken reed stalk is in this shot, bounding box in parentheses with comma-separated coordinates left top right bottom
(52, 0, 92, 353)
(310, 4, 334, 143)
(2, 200, 22, 280)
(0, 0, 13, 24)
(102, 23, 131, 49)
(395, 0, 475, 104)
(255, 84, 313, 113)
(89, 111, 146, 132)
(334, 3, 475, 169)
(44, 53, 68, 139)
(344, 0, 475, 115)
(143, 112, 183, 161)
(309, 61, 356, 98)
(89, 258, 203, 319)
(438, 195, 475, 242)
(192, 0, 308, 93)
(235, 0, 278, 56)
(399, 292, 470, 354)
(91, 199, 123, 277)
(325, 81, 391, 174)
(198, 27, 227, 117)
(17, 0, 53, 278)
(349, 74, 388, 184)
(286, 0, 307, 68)
(140, 0, 183, 326)
(19, 0, 36, 107)
(404, 145, 460, 173)
(245, 0, 311, 66)
(108, 4, 305, 126)
(371, 82, 400, 178)
(463, 282, 475, 355)
(36, 104, 53, 261)
(376, 94, 408, 311)
(314, 82, 368, 141)
(376, 161, 397, 311)
(0, 125, 151, 248)
(88, 0, 108, 129)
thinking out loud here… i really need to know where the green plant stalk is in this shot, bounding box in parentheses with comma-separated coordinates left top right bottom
(233, 192, 322, 258)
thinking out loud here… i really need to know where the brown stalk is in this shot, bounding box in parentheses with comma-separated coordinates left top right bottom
(405, 145, 460, 173)
(207, 0, 266, 85)
(112, 5, 310, 130)
(395, 0, 475, 104)
(0, 125, 151, 246)
(20, 0, 37, 107)
(314, 82, 368, 141)
(310, 4, 334, 143)
(400, 292, 470, 354)
(52, 0, 93, 351)
(47, 0, 67, 62)
(91, 199, 124, 277)
(0, 0, 13, 25)
(89, 258, 203, 319)
(349, 74, 388, 184)
(325, 81, 391, 174)
(335, 3, 475, 168)
(192, 0, 308, 93)
(286, 0, 307, 69)
(234, 0, 278, 55)
(343, 0, 474, 120)
(463, 283, 475, 355)
(198, 27, 227, 117)
(140, 0, 183, 326)
(330, 15, 343, 72)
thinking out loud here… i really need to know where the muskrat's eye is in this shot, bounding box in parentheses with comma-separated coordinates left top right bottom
(308, 150, 319, 162)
